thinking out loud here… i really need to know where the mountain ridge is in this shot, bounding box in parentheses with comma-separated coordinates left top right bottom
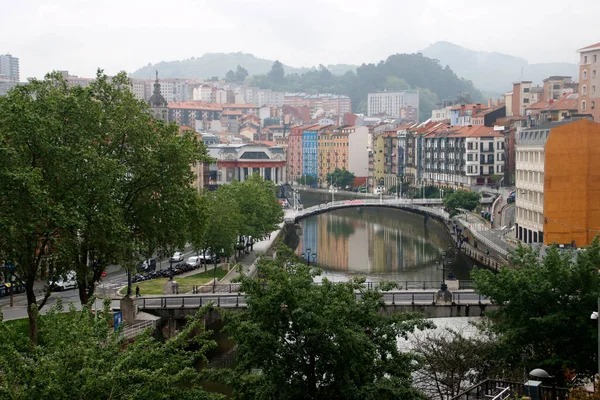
(420, 41, 578, 93)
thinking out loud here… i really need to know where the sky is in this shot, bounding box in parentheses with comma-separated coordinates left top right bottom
(2, 0, 599, 80)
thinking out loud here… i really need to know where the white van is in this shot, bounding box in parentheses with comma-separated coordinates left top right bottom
(51, 271, 77, 291)
(186, 256, 201, 268)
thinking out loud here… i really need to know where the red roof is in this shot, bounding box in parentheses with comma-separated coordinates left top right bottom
(168, 101, 222, 111)
(577, 41, 600, 52)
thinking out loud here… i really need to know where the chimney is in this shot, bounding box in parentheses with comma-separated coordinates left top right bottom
(488, 99, 492, 107)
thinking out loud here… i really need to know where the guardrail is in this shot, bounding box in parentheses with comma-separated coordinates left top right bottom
(122, 319, 157, 339)
(455, 217, 509, 259)
(137, 290, 489, 310)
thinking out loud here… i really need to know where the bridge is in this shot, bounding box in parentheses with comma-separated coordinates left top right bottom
(284, 198, 452, 224)
(136, 289, 496, 320)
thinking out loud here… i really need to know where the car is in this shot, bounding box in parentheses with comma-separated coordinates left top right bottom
(186, 256, 201, 268)
(169, 252, 184, 262)
(50, 271, 77, 291)
(139, 258, 157, 271)
(198, 251, 216, 264)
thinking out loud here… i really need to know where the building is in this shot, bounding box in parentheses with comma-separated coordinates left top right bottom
(317, 127, 349, 185)
(422, 125, 505, 189)
(347, 126, 369, 187)
(509, 81, 538, 117)
(0, 54, 19, 82)
(525, 94, 579, 125)
(577, 42, 600, 122)
(284, 93, 351, 116)
(287, 125, 310, 182)
(367, 90, 419, 119)
(207, 143, 287, 185)
(515, 118, 600, 247)
(543, 76, 574, 101)
(302, 126, 327, 182)
(168, 101, 223, 128)
(431, 105, 452, 122)
(450, 103, 490, 126)
(148, 72, 168, 122)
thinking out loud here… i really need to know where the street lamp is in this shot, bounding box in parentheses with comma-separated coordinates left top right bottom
(301, 248, 317, 266)
(529, 368, 556, 399)
(591, 298, 600, 381)
(169, 258, 174, 281)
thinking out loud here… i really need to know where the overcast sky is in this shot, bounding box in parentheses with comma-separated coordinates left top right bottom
(2, 0, 598, 80)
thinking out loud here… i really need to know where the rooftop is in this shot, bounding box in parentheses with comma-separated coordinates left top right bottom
(577, 41, 600, 53)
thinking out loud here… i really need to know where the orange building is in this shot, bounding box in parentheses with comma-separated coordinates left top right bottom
(515, 118, 600, 247)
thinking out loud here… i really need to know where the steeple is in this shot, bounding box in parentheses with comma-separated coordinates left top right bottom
(148, 70, 167, 108)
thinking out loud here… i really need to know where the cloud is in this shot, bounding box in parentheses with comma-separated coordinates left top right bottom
(0, 0, 598, 80)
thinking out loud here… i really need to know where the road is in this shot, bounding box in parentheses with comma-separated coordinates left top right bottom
(0, 245, 202, 321)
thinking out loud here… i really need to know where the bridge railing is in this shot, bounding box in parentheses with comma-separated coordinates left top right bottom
(138, 290, 490, 310)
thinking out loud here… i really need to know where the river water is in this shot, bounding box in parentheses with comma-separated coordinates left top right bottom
(285, 190, 476, 283)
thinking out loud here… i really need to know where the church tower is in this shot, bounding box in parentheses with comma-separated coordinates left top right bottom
(148, 71, 168, 122)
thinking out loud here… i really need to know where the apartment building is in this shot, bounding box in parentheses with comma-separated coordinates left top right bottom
(302, 126, 328, 182)
(421, 125, 505, 189)
(543, 76, 575, 101)
(347, 126, 369, 186)
(367, 90, 419, 118)
(431, 105, 452, 122)
(515, 118, 600, 247)
(318, 127, 349, 185)
(0, 54, 19, 82)
(577, 42, 600, 122)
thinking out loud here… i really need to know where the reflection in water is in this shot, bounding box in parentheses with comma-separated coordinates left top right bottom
(290, 191, 474, 282)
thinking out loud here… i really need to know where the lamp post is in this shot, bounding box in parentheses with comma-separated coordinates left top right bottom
(591, 298, 600, 382)
(529, 368, 556, 400)
(169, 258, 174, 281)
(301, 248, 317, 266)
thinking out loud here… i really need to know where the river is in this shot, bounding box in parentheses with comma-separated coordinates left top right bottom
(284, 189, 476, 283)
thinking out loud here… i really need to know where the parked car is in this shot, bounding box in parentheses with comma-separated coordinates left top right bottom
(50, 271, 77, 291)
(169, 252, 184, 262)
(198, 251, 216, 264)
(185, 256, 201, 268)
(139, 258, 157, 272)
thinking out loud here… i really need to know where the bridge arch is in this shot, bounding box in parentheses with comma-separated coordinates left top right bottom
(284, 199, 450, 224)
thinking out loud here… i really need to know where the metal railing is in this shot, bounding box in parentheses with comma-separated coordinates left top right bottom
(451, 380, 524, 400)
(122, 319, 157, 339)
(137, 290, 490, 310)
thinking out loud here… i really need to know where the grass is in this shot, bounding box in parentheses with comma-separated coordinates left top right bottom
(124, 266, 229, 296)
(4, 317, 29, 336)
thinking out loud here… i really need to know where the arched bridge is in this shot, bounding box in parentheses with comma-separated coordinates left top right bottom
(284, 198, 451, 224)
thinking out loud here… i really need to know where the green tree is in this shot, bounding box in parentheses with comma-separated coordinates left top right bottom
(195, 186, 242, 272)
(267, 60, 285, 86)
(0, 71, 210, 343)
(471, 239, 600, 382)
(0, 300, 222, 399)
(225, 69, 236, 82)
(443, 190, 481, 213)
(226, 174, 283, 241)
(222, 246, 431, 399)
(326, 168, 356, 189)
(263, 117, 280, 128)
(297, 174, 318, 187)
(235, 65, 249, 83)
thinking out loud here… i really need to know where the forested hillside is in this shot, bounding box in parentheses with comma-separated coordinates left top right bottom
(248, 53, 483, 121)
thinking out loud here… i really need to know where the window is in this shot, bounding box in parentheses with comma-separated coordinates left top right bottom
(594, 86, 597, 94)
(582, 100, 587, 111)
(592, 101, 596, 110)
(583, 85, 587, 95)
(595, 55, 598, 63)
(584, 70, 588, 80)
(585, 55, 588, 64)
(523, 88, 530, 93)
(553, 84, 560, 90)
(523, 98, 529, 103)
(594, 70, 597, 79)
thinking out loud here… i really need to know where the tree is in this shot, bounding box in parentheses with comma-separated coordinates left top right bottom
(471, 239, 600, 382)
(0, 71, 210, 343)
(225, 69, 236, 82)
(222, 245, 431, 400)
(263, 117, 280, 128)
(193, 186, 242, 272)
(235, 65, 249, 83)
(443, 190, 481, 213)
(0, 300, 222, 399)
(297, 174, 318, 187)
(411, 328, 515, 399)
(226, 174, 283, 241)
(326, 168, 356, 189)
(267, 60, 285, 86)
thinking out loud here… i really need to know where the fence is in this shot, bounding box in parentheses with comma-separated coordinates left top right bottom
(451, 379, 574, 400)
(122, 319, 157, 339)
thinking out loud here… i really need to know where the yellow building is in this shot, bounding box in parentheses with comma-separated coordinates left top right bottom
(318, 127, 349, 186)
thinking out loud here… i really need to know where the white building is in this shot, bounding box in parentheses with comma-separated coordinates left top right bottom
(431, 105, 452, 122)
(367, 90, 419, 118)
(193, 85, 214, 102)
(0, 54, 19, 82)
(348, 126, 369, 181)
(207, 144, 287, 185)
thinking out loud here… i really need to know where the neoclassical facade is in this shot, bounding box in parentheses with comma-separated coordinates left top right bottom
(208, 144, 287, 185)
